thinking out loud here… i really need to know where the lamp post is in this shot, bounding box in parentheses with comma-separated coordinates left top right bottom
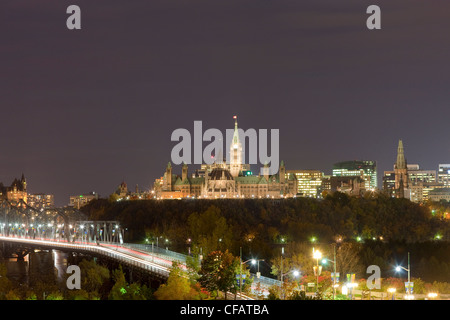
(251, 258, 264, 279)
(321, 245, 337, 300)
(388, 288, 396, 300)
(313, 248, 322, 294)
(280, 269, 300, 300)
(239, 248, 262, 299)
(395, 252, 411, 295)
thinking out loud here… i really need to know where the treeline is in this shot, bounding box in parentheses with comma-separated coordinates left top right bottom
(0, 259, 153, 300)
(81, 192, 450, 282)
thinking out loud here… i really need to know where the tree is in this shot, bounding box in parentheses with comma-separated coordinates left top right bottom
(266, 285, 280, 300)
(5, 290, 20, 300)
(336, 242, 365, 279)
(187, 206, 232, 255)
(65, 289, 92, 300)
(79, 259, 110, 297)
(154, 262, 202, 300)
(46, 292, 64, 300)
(0, 264, 12, 300)
(198, 250, 239, 300)
(108, 266, 152, 300)
(108, 193, 120, 203)
(61, 259, 110, 300)
(289, 290, 321, 300)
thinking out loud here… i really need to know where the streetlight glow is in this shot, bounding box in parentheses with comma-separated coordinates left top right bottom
(313, 250, 322, 260)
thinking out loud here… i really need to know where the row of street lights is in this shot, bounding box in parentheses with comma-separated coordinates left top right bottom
(198, 239, 416, 300)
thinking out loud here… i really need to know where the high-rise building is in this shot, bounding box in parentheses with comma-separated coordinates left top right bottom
(69, 192, 99, 209)
(410, 182, 446, 203)
(332, 160, 377, 191)
(382, 171, 396, 196)
(319, 174, 332, 196)
(428, 188, 450, 202)
(27, 193, 54, 209)
(387, 164, 442, 202)
(438, 164, 450, 186)
(286, 170, 324, 197)
(407, 164, 436, 184)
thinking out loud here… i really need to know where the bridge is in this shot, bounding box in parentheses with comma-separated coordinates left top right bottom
(0, 200, 278, 299)
(0, 199, 172, 281)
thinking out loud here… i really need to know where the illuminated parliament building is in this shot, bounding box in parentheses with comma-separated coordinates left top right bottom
(154, 117, 298, 199)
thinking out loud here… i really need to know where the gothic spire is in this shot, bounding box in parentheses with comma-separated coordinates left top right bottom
(395, 139, 407, 169)
(232, 115, 239, 145)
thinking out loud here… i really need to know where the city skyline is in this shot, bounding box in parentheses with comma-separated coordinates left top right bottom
(2, 135, 448, 206)
(2, 1, 450, 206)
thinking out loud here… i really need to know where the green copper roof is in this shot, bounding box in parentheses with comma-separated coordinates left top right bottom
(174, 177, 183, 185)
(235, 176, 263, 184)
(189, 177, 205, 185)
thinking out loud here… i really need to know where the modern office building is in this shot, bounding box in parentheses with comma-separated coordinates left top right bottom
(408, 164, 436, 184)
(438, 164, 450, 186)
(69, 192, 99, 209)
(428, 188, 450, 202)
(410, 182, 446, 202)
(319, 174, 332, 196)
(332, 160, 377, 191)
(286, 170, 324, 198)
(27, 193, 55, 209)
(382, 171, 396, 195)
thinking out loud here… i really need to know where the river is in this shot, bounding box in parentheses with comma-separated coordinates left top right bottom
(2, 249, 69, 286)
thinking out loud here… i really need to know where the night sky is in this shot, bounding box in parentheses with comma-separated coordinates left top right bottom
(1, 0, 450, 206)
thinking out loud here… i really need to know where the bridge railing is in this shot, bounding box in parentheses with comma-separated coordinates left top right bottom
(0, 236, 170, 278)
(121, 243, 188, 264)
(250, 274, 281, 288)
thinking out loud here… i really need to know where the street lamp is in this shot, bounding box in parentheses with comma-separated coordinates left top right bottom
(388, 288, 396, 300)
(395, 252, 412, 295)
(250, 259, 264, 279)
(427, 292, 438, 300)
(280, 269, 300, 299)
(346, 282, 358, 300)
(321, 246, 337, 300)
(239, 248, 262, 299)
(313, 248, 322, 294)
(280, 269, 300, 284)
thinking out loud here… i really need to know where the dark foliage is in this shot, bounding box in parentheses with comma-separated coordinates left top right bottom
(81, 192, 450, 282)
